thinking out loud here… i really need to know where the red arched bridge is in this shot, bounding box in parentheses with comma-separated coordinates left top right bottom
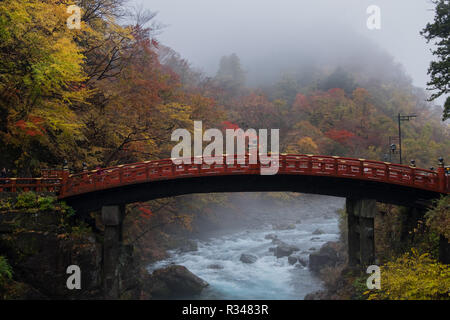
(0, 155, 448, 212)
(2, 154, 448, 290)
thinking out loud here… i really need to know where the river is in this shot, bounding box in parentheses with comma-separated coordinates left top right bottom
(148, 195, 345, 299)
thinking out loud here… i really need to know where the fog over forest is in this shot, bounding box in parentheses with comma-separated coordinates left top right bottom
(132, 0, 442, 104)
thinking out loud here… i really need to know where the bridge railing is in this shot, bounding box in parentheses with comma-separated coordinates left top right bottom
(41, 169, 64, 179)
(60, 154, 447, 198)
(0, 178, 62, 193)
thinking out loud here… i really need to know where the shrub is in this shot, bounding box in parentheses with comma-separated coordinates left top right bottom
(70, 222, 92, 238)
(425, 195, 450, 241)
(37, 196, 56, 211)
(0, 256, 13, 286)
(367, 248, 450, 300)
(15, 192, 37, 209)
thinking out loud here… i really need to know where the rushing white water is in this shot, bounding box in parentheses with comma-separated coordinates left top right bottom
(148, 213, 341, 300)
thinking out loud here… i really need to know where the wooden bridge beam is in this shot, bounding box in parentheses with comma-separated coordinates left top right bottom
(439, 235, 450, 264)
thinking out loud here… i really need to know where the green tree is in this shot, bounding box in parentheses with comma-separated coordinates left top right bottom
(319, 67, 356, 94)
(0, 256, 12, 286)
(215, 53, 246, 95)
(421, 0, 450, 120)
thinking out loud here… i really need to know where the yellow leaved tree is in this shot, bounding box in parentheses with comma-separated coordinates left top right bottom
(367, 248, 450, 300)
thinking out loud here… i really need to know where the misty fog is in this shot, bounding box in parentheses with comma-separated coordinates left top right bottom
(131, 0, 440, 102)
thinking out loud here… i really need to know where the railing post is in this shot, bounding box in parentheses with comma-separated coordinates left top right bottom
(359, 159, 365, 177)
(145, 163, 151, 180)
(307, 155, 312, 173)
(118, 166, 123, 184)
(280, 154, 286, 173)
(407, 160, 416, 186)
(11, 178, 16, 193)
(332, 156, 339, 176)
(410, 168, 416, 186)
(36, 178, 41, 192)
(170, 162, 176, 178)
(60, 168, 70, 197)
(437, 157, 445, 193)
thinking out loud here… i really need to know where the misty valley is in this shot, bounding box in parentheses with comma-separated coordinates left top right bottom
(0, 0, 448, 304)
(145, 194, 345, 300)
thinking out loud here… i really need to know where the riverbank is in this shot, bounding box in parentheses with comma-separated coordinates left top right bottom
(0, 193, 142, 299)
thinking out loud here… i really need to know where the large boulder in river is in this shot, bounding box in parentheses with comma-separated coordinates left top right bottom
(240, 253, 258, 264)
(274, 243, 300, 258)
(308, 242, 344, 273)
(145, 265, 208, 299)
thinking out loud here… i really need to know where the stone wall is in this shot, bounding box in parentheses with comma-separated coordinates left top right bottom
(0, 202, 141, 299)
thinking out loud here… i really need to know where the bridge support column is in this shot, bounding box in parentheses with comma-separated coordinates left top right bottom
(346, 199, 360, 266)
(439, 235, 450, 264)
(346, 198, 376, 267)
(102, 205, 125, 299)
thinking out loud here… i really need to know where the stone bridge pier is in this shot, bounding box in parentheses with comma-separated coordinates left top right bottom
(101, 205, 125, 299)
(346, 198, 450, 266)
(346, 198, 377, 267)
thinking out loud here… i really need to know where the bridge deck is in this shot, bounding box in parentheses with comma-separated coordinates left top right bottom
(0, 155, 448, 198)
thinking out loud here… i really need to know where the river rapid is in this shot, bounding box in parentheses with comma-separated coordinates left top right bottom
(148, 195, 345, 300)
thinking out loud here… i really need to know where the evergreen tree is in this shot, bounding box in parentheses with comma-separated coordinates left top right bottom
(319, 67, 356, 94)
(421, 0, 450, 120)
(215, 53, 246, 95)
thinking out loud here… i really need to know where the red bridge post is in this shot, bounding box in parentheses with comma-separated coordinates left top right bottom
(437, 158, 446, 193)
(60, 169, 70, 197)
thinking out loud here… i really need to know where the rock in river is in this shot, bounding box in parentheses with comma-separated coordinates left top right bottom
(272, 238, 285, 245)
(274, 243, 300, 258)
(240, 253, 258, 264)
(312, 228, 324, 235)
(272, 223, 296, 230)
(264, 233, 278, 240)
(298, 257, 308, 267)
(308, 242, 343, 273)
(288, 256, 298, 265)
(145, 265, 208, 299)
